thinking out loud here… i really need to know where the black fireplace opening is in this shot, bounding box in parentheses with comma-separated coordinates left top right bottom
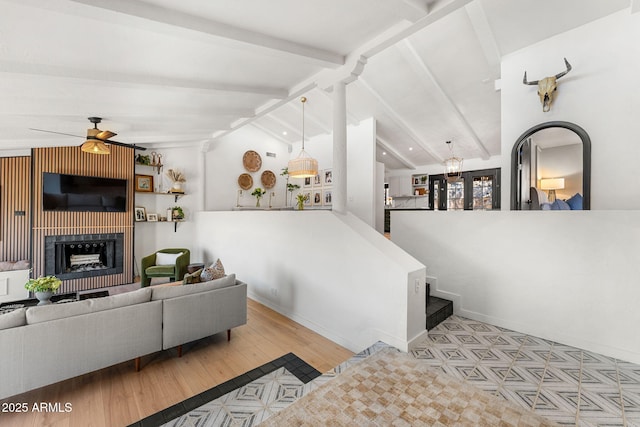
(45, 233, 124, 280)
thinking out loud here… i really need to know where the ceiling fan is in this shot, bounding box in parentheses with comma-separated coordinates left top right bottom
(30, 117, 146, 154)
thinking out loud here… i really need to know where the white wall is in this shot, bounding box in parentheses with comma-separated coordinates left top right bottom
(346, 118, 377, 227)
(194, 210, 427, 352)
(391, 210, 640, 364)
(501, 9, 640, 210)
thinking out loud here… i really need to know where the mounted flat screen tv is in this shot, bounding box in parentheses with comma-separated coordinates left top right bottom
(43, 172, 127, 212)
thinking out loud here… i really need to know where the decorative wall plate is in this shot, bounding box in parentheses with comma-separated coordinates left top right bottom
(261, 170, 276, 189)
(242, 150, 262, 172)
(238, 173, 253, 190)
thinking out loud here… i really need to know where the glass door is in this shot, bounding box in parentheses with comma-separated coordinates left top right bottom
(429, 168, 500, 210)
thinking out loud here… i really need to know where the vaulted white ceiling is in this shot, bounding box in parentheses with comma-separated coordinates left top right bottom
(0, 0, 630, 170)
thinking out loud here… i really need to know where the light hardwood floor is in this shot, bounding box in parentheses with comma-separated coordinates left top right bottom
(0, 299, 354, 427)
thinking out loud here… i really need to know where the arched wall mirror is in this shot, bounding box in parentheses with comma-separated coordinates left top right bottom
(510, 121, 591, 210)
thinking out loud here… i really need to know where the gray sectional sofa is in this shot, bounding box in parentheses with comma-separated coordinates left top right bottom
(0, 274, 247, 400)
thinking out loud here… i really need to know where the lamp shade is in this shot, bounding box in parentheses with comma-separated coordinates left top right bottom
(287, 149, 318, 178)
(287, 96, 317, 178)
(540, 178, 565, 190)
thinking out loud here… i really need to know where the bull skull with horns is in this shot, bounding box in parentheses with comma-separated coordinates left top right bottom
(523, 58, 572, 112)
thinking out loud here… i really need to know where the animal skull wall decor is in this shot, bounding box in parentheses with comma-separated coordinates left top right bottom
(523, 58, 572, 112)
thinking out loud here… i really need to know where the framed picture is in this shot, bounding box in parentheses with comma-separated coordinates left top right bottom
(146, 213, 158, 222)
(135, 174, 154, 192)
(303, 177, 312, 188)
(313, 171, 322, 187)
(312, 189, 322, 206)
(303, 190, 312, 206)
(323, 189, 332, 206)
(324, 169, 333, 185)
(134, 207, 146, 221)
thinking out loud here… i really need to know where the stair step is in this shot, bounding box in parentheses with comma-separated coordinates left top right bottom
(426, 296, 453, 330)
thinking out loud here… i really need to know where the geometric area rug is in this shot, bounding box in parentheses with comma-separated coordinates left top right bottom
(260, 347, 559, 427)
(128, 353, 321, 427)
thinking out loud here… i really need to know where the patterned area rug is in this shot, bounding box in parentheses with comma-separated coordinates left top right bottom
(260, 347, 558, 427)
(129, 353, 322, 427)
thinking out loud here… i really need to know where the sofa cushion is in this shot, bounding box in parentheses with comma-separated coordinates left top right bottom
(156, 252, 183, 266)
(0, 307, 27, 330)
(152, 274, 236, 301)
(26, 299, 92, 324)
(146, 265, 175, 276)
(88, 288, 152, 312)
(26, 288, 152, 324)
(183, 268, 203, 285)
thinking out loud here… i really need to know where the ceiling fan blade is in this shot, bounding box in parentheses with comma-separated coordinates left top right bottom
(96, 130, 117, 140)
(29, 128, 83, 138)
(103, 139, 147, 150)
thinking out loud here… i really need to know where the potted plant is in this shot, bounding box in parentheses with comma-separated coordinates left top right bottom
(171, 205, 185, 220)
(251, 187, 266, 207)
(25, 275, 62, 305)
(296, 193, 309, 210)
(287, 183, 300, 207)
(166, 169, 186, 193)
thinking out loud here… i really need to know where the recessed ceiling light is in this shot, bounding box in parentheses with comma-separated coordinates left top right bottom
(282, 131, 288, 136)
(409, 147, 413, 151)
(382, 152, 387, 155)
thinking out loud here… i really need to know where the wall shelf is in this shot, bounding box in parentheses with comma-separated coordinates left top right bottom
(135, 191, 184, 202)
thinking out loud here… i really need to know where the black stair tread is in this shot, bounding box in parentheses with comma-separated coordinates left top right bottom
(426, 296, 453, 330)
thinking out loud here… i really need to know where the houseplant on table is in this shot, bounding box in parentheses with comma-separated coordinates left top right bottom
(251, 187, 266, 207)
(296, 193, 309, 210)
(25, 275, 62, 305)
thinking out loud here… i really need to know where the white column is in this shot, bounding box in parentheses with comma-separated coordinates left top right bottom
(332, 81, 347, 213)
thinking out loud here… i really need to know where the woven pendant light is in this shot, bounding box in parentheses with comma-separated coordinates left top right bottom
(287, 97, 318, 178)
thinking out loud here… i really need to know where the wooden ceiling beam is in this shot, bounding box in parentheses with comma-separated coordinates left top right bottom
(66, 0, 344, 67)
(358, 77, 444, 164)
(397, 39, 491, 160)
(377, 136, 417, 170)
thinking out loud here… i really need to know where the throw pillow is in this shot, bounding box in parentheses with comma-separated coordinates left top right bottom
(550, 199, 571, 210)
(566, 193, 583, 210)
(200, 258, 226, 282)
(183, 268, 203, 285)
(156, 251, 183, 266)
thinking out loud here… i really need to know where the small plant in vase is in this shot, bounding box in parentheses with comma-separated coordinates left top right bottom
(171, 206, 185, 220)
(251, 187, 266, 207)
(296, 193, 309, 210)
(166, 169, 186, 193)
(25, 275, 62, 305)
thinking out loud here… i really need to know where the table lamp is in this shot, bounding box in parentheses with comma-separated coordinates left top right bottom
(540, 178, 565, 202)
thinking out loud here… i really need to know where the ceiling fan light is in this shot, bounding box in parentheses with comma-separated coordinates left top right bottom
(81, 139, 110, 155)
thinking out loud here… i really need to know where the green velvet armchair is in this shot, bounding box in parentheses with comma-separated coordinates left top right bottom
(140, 248, 190, 287)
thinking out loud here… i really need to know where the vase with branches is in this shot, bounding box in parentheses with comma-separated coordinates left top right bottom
(166, 169, 186, 193)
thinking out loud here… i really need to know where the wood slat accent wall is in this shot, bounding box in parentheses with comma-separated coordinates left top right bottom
(0, 157, 31, 262)
(32, 145, 134, 293)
